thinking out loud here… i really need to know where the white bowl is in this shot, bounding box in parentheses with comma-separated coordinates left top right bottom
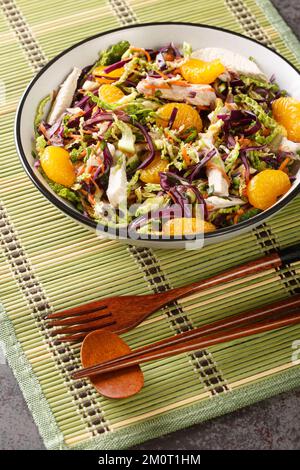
(15, 22, 300, 249)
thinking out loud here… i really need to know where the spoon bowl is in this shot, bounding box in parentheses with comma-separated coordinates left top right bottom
(81, 330, 144, 399)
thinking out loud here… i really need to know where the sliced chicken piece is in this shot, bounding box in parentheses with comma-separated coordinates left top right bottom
(82, 80, 99, 91)
(48, 67, 82, 125)
(206, 153, 230, 197)
(199, 132, 229, 197)
(207, 167, 229, 196)
(192, 48, 266, 79)
(137, 77, 216, 107)
(279, 137, 300, 156)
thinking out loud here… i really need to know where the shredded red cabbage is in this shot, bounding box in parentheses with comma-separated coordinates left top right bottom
(155, 43, 181, 71)
(169, 186, 192, 218)
(134, 122, 155, 169)
(128, 205, 183, 232)
(218, 110, 261, 137)
(159, 171, 189, 191)
(103, 144, 113, 172)
(243, 117, 261, 136)
(189, 186, 208, 220)
(227, 134, 236, 148)
(74, 90, 98, 109)
(240, 153, 250, 181)
(242, 144, 267, 152)
(103, 58, 130, 74)
(46, 120, 61, 138)
(188, 148, 217, 182)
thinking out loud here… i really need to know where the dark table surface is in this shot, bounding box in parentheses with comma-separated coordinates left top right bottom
(1, 0, 300, 451)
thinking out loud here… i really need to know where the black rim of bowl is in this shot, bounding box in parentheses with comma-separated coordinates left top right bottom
(15, 21, 300, 242)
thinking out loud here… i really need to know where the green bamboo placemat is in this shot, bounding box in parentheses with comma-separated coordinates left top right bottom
(1, 0, 300, 450)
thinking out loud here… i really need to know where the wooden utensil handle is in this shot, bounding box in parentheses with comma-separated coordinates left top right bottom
(86, 294, 300, 369)
(133, 311, 300, 367)
(154, 243, 300, 309)
(154, 252, 282, 308)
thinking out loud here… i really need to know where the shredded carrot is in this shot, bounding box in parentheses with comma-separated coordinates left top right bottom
(70, 134, 82, 139)
(77, 164, 86, 176)
(196, 105, 210, 111)
(165, 52, 174, 62)
(278, 157, 290, 172)
(144, 83, 170, 91)
(242, 186, 248, 197)
(91, 106, 99, 116)
(168, 191, 177, 204)
(88, 194, 95, 205)
(262, 127, 271, 137)
(69, 110, 85, 121)
(130, 47, 151, 62)
(173, 68, 181, 75)
(150, 82, 170, 89)
(82, 129, 94, 135)
(233, 208, 244, 225)
(38, 122, 48, 137)
(238, 137, 252, 148)
(157, 71, 170, 80)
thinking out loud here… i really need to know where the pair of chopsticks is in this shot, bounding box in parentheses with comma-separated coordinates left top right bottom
(72, 295, 300, 380)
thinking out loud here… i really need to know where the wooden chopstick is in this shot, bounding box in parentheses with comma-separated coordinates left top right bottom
(74, 294, 300, 373)
(72, 300, 300, 380)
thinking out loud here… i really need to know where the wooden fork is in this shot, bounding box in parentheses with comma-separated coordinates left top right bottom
(46, 244, 300, 342)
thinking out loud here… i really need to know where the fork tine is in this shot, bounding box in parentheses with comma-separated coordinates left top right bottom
(50, 318, 117, 336)
(55, 322, 116, 342)
(47, 311, 111, 327)
(45, 300, 108, 320)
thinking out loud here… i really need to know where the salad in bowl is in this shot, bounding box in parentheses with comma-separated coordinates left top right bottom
(32, 38, 300, 240)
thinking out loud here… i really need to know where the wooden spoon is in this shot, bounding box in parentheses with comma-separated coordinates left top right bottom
(80, 330, 144, 399)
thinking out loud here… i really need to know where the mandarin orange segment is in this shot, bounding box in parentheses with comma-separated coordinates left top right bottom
(40, 146, 75, 187)
(140, 153, 169, 183)
(180, 58, 225, 84)
(92, 65, 125, 84)
(156, 103, 202, 132)
(247, 169, 291, 210)
(272, 97, 300, 142)
(98, 84, 125, 103)
(162, 218, 216, 236)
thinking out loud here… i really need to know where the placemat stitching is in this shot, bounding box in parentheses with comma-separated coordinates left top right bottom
(108, 0, 139, 25)
(253, 223, 300, 295)
(225, 0, 273, 47)
(0, 0, 47, 71)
